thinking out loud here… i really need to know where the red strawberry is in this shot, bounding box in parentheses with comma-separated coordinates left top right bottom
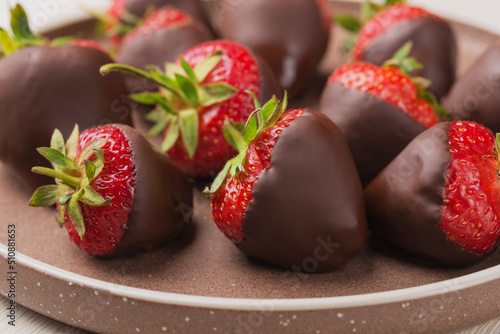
(102, 40, 280, 177)
(319, 43, 444, 187)
(0, 5, 132, 191)
(335, 0, 456, 99)
(116, 7, 213, 93)
(29, 124, 193, 256)
(100, 0, 212, 48)
(365, 121, 500, 265)
(205, 94, 368, 272)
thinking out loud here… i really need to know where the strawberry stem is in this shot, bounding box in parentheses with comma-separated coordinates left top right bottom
(31, 166, 81, 189)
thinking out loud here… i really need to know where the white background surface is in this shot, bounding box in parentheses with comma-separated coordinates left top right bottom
(1, 0, 500, 333)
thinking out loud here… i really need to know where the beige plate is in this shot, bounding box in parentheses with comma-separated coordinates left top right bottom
(1, 2, 500, 333)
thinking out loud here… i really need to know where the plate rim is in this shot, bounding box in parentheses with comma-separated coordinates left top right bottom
(2, 243, 500, 311)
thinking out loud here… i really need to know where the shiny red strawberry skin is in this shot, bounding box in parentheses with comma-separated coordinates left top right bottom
(166, 40, 262, 177)
(211, 109, 304, 243)
(440, 121, 500, 254)
(64, 125, 136, 255)
(353, 4, 440, 61)
(329, 62, 438, 128)
(105, 0, 127, 47)
(121, 7, 193, 46)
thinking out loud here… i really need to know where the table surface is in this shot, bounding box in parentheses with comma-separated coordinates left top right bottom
(2, 0, 500, 333)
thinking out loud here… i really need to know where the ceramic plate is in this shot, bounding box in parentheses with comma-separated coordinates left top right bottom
(1, 2, 500, 333)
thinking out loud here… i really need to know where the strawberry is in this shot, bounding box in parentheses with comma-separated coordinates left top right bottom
(29, 124, 193, 256)
(365, 121, 500, 265)
(335, 0, 456, 99)
(443, 45, 500, 133)
(204, 94, 368, 272)
(102, 40, 280, 177)
(210, 0, 331, 97)
(116, 7, 213, 94)
(98, 0, 212, 48)
(319, 42, 444, 187)
(0, 5, 132, 191)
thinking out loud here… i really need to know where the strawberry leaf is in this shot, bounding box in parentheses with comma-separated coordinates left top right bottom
(193, 50, 223, 82)
(199, 83, 237, 107)
(66, 125, 80, 160)
(11, 4, 35, 40)
(84, 160, 96, 182)
(80, 186, 111, 207)
(176, 73, 199, 107)
(78, 139, 107, 166)
(161, 116, 180, 152)
(165, 63, 184, 78)
(67, 193, 86, 239)
(59, 193, 73, 206)
(130, 91, 166, 105)
(29, 185, 64, 207)
(180, 57, 198, 82)
(223, 120, 247, 152)
(361, 1, 379, 22)
(0, 28, 16, 56)
(37, 147, 77, 170)
(386, 0, 406, 5)
(147, 110, 172, 138)
(334, 14, 362, 32)
(243, 112, 259, 144)
(205, 160, 232, 195)
(56, 205, 66, 227)
(179, 108, 199, 158)
(50, 129, 66, 155)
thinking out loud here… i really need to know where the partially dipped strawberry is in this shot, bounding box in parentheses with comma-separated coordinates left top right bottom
(210, 0, 331, 97)
(99, 0, 212, 48)
(205, 94, 368, 272)
(102, 40, 280, 177)
(442, 45, 500, 133)
(116, 7, 213, 93)
(335, 0, 456, 99)
(29, 124, 193, 256)
(319, 43, 444, 187)
(365, 121, 500, 265)
(0, 5, 132, 191)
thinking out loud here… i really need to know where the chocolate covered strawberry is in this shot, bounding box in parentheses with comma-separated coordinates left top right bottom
(116, 6, 213, 93)
(102, 40, 280, 177)
(210, 0, 331, 97)
(335, 0, 456, 99)
(319, 43, 445, 187)
(0, 5, 132, 191)
(99, 0, 212, 48)
(29, 124, 193, 256)
(365, 121, 500, 265)
(205, 94, 367, 272)
(443, 45, 500, 133)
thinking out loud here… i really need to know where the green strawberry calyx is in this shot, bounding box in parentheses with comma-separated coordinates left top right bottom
(29, 125, 111, 240)
(333, 0, 407, 54)
(0, 5, 47, 58)
(88, 7, 141, 42)
(204, 91, 288, 196)
(100, 51, 238, 158)
(383, 41, 449, 120)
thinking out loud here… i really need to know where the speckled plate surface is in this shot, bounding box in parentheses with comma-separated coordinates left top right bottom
(1, 2, 500, 333)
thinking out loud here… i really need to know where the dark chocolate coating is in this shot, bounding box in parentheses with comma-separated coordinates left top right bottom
(364, 122, 488, 265)
(125, 0, 213, 33)
(442, 45, 500, 133)
(116, 23, 213, 93)
(319, 82, 427, 187)
(0, 45, 132, 191)
(362, 17, 457, 100)
(111, 124, 193, 257)
(213, 0, 329, 97)
(238, 110, 368, 272)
